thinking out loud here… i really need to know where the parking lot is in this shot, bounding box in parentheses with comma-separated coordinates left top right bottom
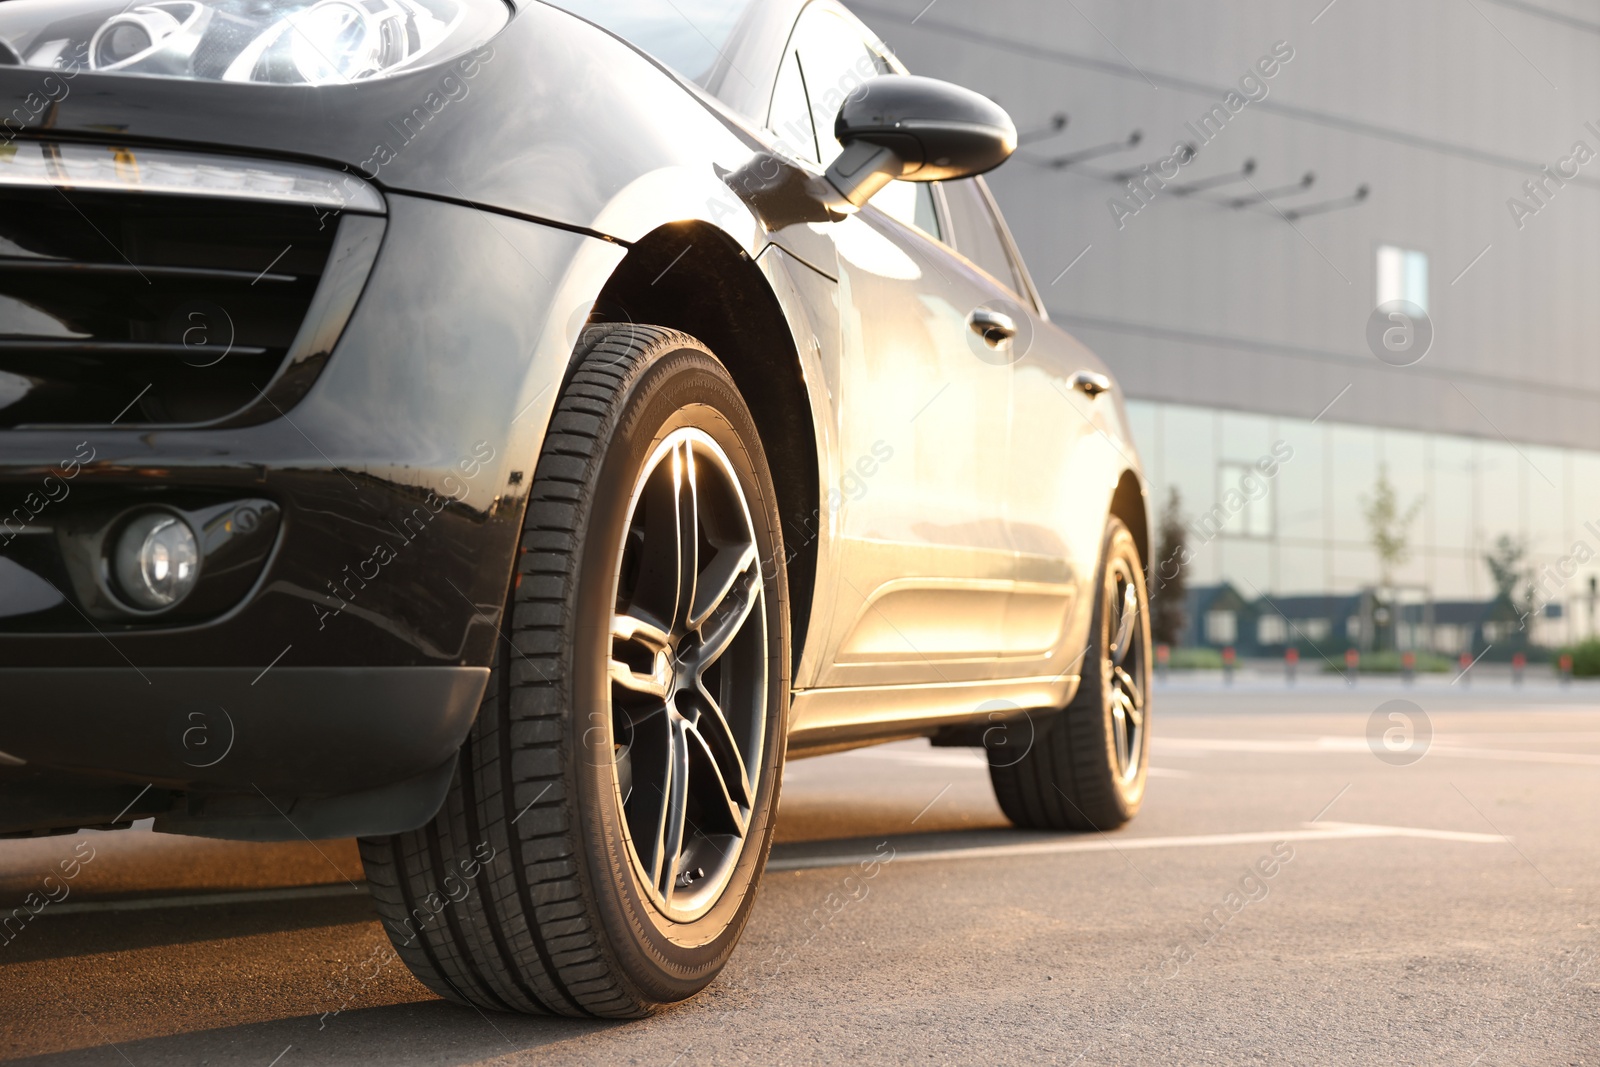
(2, 678, 1596, 1066)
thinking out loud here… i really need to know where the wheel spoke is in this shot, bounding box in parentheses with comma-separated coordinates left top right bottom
(689, 686, 753, 812)
(621, 711, 670, 886)
(652, 719, 691, 899)
(608, 658, 670, 699)
(1111, 580, 1137, 667)
(684, 720, 749, 838)
(695, 564, 761, 668)
(1123, 696, 1144, 733)
(610, 614, 673, 725)
(604, 643, 668, 710)
(1110, 692, 1131, 772)
(1114, 665, 1144, 721)
(616, 739, 634, 806)
(626, 444, 698, 633)
(672, 441, 700, 631)
(689, 542, 757, 631)
(613, 612, 671, 652)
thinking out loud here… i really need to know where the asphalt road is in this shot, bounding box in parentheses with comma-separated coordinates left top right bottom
(2, 678, 1597, 1066)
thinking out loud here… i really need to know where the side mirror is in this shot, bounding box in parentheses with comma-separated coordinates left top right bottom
(825, 74, 1017, 208)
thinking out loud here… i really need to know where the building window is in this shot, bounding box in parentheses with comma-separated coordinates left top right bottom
(1205, 610, 1237, 645)
(1377, 245, 1429, 311)
(1257, 614, 1288, 646)
(1434, 624, 1465, 654)
(1299, 618, 1332, 642)
(1218, 460, 1274, 538)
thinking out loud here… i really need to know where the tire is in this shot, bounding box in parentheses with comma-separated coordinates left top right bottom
(359, 324, 790, 1017)
(987, 515, 1150, 832)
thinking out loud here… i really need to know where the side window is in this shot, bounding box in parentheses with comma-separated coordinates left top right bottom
(872, 181, 942, 242)
(941, 178, 1027, 297)
(789, 8, 886, 167)
(767, 48, 821, 164)
(781, 7, 939, 240)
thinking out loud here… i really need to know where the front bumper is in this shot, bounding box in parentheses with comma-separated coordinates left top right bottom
(0, 666, 485, 838)
(0, 193, 622, 836)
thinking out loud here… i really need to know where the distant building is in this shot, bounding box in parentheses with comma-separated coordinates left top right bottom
(1251, 592, 1368, 654)
(1181, 583, 1250, 651)
(1178, 583, 1561, 658)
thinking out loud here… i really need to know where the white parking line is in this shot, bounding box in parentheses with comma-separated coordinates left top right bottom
(766, 821, 1507, 872)
(27, 822, 1509, 908)
(1157, 736, 1600, 766)
(1390, 744, 1600, 766)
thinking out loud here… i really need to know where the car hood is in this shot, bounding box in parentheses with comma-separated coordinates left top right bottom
(0, 1, 761, 239)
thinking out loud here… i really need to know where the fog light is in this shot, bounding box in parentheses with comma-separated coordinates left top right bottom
(113, 512, 200, 610)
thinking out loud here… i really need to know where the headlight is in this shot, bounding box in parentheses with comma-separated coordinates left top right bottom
(0, 0, 507, 85)
(90, 4, 196, 70)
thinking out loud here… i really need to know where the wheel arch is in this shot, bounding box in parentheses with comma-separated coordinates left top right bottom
(583, 222, 823, 674)
(1109, 469, 1151, 573)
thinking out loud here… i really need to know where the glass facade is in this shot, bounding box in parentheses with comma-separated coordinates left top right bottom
(1128, 399, 1600, 650)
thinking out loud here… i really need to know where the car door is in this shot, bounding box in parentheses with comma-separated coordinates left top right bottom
(771, 3, 1023, 690)
(941, 177, 1114, 681)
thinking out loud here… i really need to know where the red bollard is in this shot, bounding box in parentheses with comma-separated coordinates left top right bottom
(1345, 647, 1360, 687)
(1402, 649, 1416, 685)
(1156, 643, 1170, 682)
(1222, 646, 1236, 685)
(1512, 651, 1526, 686)
(1459, 651, 1474, 687)
(1285, 646, 1299, 686)
(1560, 653, 1573, 687)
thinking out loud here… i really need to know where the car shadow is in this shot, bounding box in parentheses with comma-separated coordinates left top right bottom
(0, 891, 379, 965)
(769, 825, 1099, 871)
(5, 999, 623, 1067)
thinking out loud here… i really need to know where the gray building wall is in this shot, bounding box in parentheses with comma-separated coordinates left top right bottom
(853, 0, 1600, 454)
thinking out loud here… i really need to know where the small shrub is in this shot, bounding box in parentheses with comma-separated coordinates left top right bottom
(1557, 638, 1600, 677)
(1318, 649, 1454, 674)
(1167, 647, 1224, 670)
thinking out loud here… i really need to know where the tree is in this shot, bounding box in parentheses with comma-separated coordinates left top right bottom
(1150, 487, 1188, 646)
(1485, 534, 1527, 601)
(1485, 534, 1533, 635)
(1362, 465, 1424, 592)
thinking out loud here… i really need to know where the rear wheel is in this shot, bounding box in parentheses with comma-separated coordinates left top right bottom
(359, 324, 789, 1016)
(987, 515, 1149, 831)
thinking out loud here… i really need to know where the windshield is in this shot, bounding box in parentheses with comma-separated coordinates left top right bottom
(0, 0, 507, 84)
(540, 0, 760, 86)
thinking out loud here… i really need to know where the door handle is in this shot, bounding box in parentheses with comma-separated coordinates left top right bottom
(968, 307, 1018, 348)
(1071, 370, 1113, 398)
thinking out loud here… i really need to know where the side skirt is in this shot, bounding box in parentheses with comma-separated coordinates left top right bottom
(785, 673, 1079, 758)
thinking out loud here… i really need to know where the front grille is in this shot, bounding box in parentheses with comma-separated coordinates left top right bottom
(0, 188, 342, 427)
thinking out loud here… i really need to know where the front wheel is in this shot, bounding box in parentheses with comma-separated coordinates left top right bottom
(988, 515, 1150, 831)
(359, 324, 790, 1017)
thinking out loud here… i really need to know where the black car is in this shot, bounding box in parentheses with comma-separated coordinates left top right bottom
(0, 0, 1151, 1015)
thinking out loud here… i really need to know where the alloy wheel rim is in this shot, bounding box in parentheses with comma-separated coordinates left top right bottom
(1106, 564, 1146, 784)
(606, 428, 768, 922)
